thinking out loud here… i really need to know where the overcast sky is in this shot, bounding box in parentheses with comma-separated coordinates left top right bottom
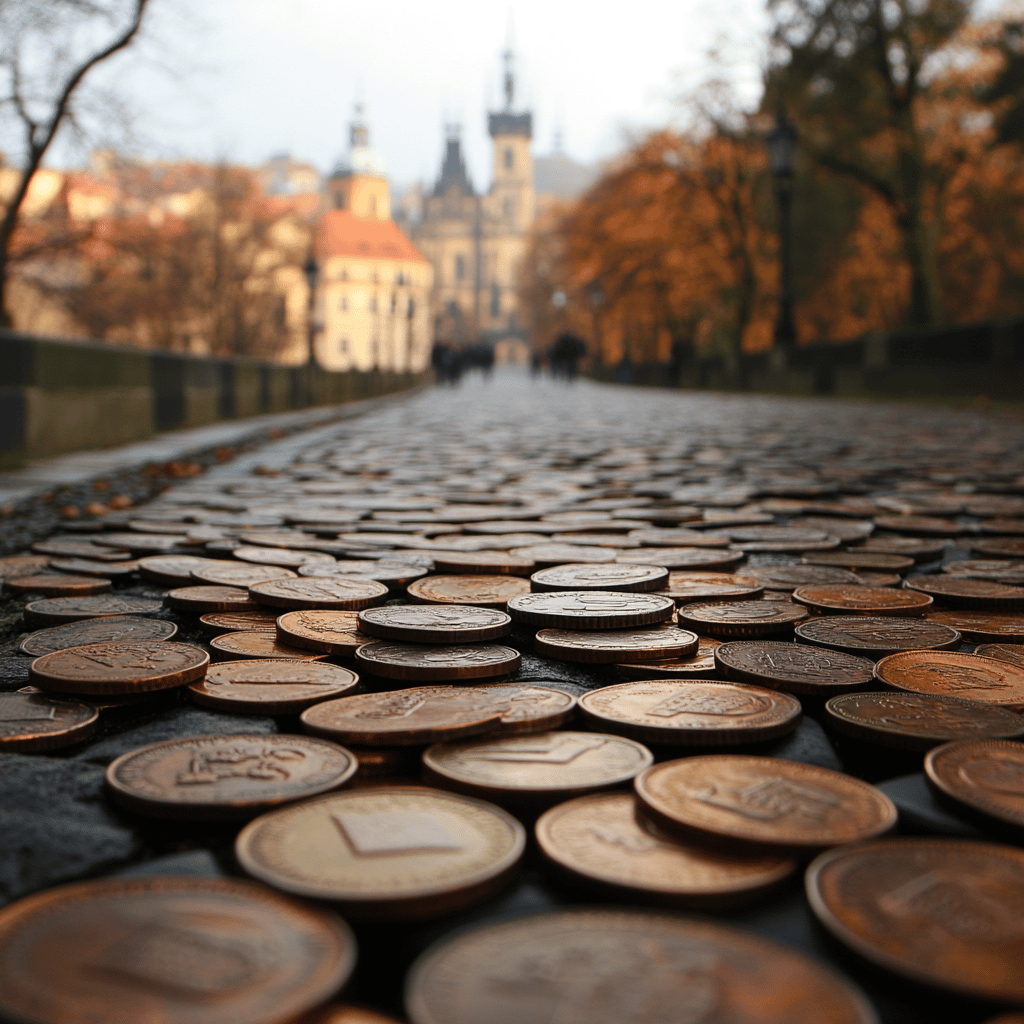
(74, 0, 769, 189)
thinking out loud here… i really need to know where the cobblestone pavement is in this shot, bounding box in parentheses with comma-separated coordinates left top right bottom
(2, 372, 1024, 1023)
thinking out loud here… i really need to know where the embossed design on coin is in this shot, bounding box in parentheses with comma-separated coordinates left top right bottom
(357, 605, 512, 643)
(925, 739, 1024, 831)
(191, 562, 297, 587)
(276, 609, 370, 654)
(792, 584, 932, 617)
(795, 615, 962, 658)
(530, 562, 669, 592)
(926, 609, 1024, 642)
(0, 554, 49, 577)
(676, 600, 809, 637)
(714, 641, 875, 694)
(656, 571, 763, 603)
(874, 650, 1024, 708)
(507, 590, 675, 629)
(976, 643, 1024, 669)
(249, 576, 389, 610)
(535, 626, 699, 664)
(190, 659, 359, 714)
(166, 585, 260, 612)
(510, 543, 618, 565)
(199, 610, 280, 633)
(138, 554, 223, 585)
(615, 637, 722, 678)
(471, 683, 578, 733)
(23, 595, 164, 626)
(408, 574, 531, 607)
(19, 615, 178, 657)
(355, 642, 521, 681)
(749, 565, 860, 591)
(210, 631, 328, 662)
(430, 551, 535, 574)
(0, 691, 98, 752)
(232, 545, 336, 567)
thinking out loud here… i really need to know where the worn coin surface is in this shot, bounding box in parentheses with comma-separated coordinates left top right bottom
(615, 547, 745, 570)
(535, 792, 797, 907)
(138, 554, 224, 585)
(276, 609, 370, 654)
(795, 615, 962, 658)
(166, 585, 260, 612)
(874, 650, 1024, 708)
(791, 584, 932, 617)
(407, 574, 531, 607)
(655, 571, 763, 603)
(748, 565, 860, 591)
(714, 641, 875, 694)
(926, 609, 1024, 642)
(506, 590, 675, 630)
(976, 643, 1024, 669)
(190, 562, 297, 587)
(971, 537, 1024, 559)
(209, 631, 328, 661)
(357, 605, 512, 643)
(529, 562, 669, 593)
(106, 733, 357, 819)
(806, 838, 1024, 1003)
(676, 600, 809, 637)
(404, 908, 878, 1024)
(48, 557, 140, 578)
(248, 576, 389, 610)
(189, 660, 360, 714)
(199, 609, 280, 633)
(232, 545, 336, 567)
(23, 595, 164, 626)
(299, 560, 428, 586)
(0, 876, 356, 1024)
(579, 680, 801, 746)
(924, 738, 1024, 831)
(905, 575, 1024, 610)
(802, 551, 916, 572)
(19, 615, 178, 656)
(634, 755, 897, 852)
(32, 539, 130, 560)
(355, 641, 521, 681)
(861, 536, 947, 560)
(943, 559, 1024, 584)
(5, 574, 111, 597)
(0, 691, 99, 752)
(429, 550, 535, 574)
(534, 625, 700, 664)
(470, 683, 578, 734)
(615, 636, 722, 678)
(235, 786, 525, 919)
(30, 641, 209, 695)
(825, 691, 1024, 751)
(510, 543, 618, 565)
(0, 554, 50, 577)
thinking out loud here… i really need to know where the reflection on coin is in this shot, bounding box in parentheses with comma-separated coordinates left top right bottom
(635, 755, 897, 852)
(749, 565, 860, 591)
(210, 631, 328, 662)
(166, 585, 260, 612)
(535, 626, 699, 664)
(19, 615, 178, 657)
(905, 575, 1024, 610)
(138, 554, 223, 585)
(874, 650, 1024, 708)
(408, 574, 531, 607)
(616, 547, 744, 570)
(430, 551, 535, 574)
(714, 641, 875, 694)
(0, 876, 356, 1024)
(615, 637, 722, 678)
(233, 545, 336, 567)
(806, 839, 1024, 1003)
(357, 605, 511, 643)
(106, 733, 357, 819)
(507, 591, 675, 630)
(825, 692, 1024, 751)
(529, 562, 668, 593)
(925, 739, 1024, 831)
(405, 908, 877, 1024)
(249, 576, 389, 611)
(862, 536, 947, 560)
(510, 543, 618, 565)
(355, 642, 521, 681)
(23, 595, 164, 627)
(655, 571, 763, 603)
(190, 660, 360, 714)
(297, 1006, 403, 1024)
(976, 643, 1024, 670)
(191, 562, 297, 587)
(299, 560, 428, 586)
(802, 551, 916, 572)
(5, 574, 111, 596)
(422, 730, 653, 809)
(791, 584, 932, 617)
(926, 609, 1024, 642)
(627, 527, 731, 547)
(199, 610, 280, 633)
(235, 786, 524, 919)
(0, 691, 98, 752)
(276, 610, 371, 655)
(471, 683, 578, 734)
(795, 615, 962, 658)
(536, 792, 797, 907)
(30, 641, 209, 695)
(676, 600, 809, 637)
(579, 680, 801, 746)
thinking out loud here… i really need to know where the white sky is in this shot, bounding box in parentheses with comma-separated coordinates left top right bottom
(78, 0, 769, 190)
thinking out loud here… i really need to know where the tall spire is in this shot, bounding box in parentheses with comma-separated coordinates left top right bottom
(503, 48, 515, 111)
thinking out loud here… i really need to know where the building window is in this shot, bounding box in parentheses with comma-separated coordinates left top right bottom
(455, 254, 465, 281)
(504, 147, 514, 169)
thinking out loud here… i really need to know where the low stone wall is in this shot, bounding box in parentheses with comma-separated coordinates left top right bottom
(0, 331, 425, 466)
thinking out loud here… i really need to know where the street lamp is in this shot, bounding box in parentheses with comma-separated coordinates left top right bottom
(768, 112, 798, 351)
(303, 253, 319, 367)
(588, 281, 604, 365)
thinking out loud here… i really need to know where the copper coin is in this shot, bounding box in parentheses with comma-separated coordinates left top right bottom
(423, 730, 653, 809)
(93, 531, 193, 552)
(635, 755, 897, 853)
(48, 557, 139, 578)
(190, 659, 360, 714)
(429, 550, 535, 574)
(534, 625, 699, 664)
(166, 585, 260, 612)
(627, 527, 731, 547)
(790, 517, 875, 541)
(615, 547, 745, 570)
(795, 615, 962, 658)
(943, 559, 1024, 584)
(905, 575, 1024, 610)
(733, 537, 842, 553)
(191, 562, 297, 587)
(0, 691, 99, 752)
(23, 595, 163, 626)
(926, 609, 1024, 642)
(300, 686, 510, 745)
(850, 571, 903, 587)
(802, 551, 916, 572)
(106, 732, 357, 819)
(677, 600, 809, 637)
(199, 610, 281, 633)
(826, 691, 1024, 751)
(0, 876, 355, 1024)
(298, 560, 428, 586)
(0, 553, 50, 577)
(31, 539, 130, 560)
(655, 571, 763, 603)
(355, 642, 521, 681)
(806, 838, 1024, 1003)
(19, 615, 178, 656)
(749, 565, 860, 591)
(510, 543, 618, 565)
(5, 574, 112, 597)
(29, 640, 209, 695)
(529, 562, 668, 593)
(579, 679, 801, 746)
(235, 786, 525, 919)
(874, 650, 1024, 709)
(614, 636, 722, 677)
(233, 545, 336, 567)
(405, 908, 877, 1024)
(792, 584, 932, 617)
(248, 576, 389, 610)
(138, 554, 224, 585)
(535, 792, 797, 908)
(506, 591, 675, 630)
(972, 537, 1024, 558)
(925, 738, 1024, 831)
(861, 536, 947, 560)
(297, 1005, 406, 1024)
(357, 605, 511, 643)
(872, 514, 962, 536)
(408, 574, 531, 607)
(209, 631, 328, 661)
(728, 525, 830, 543)
(276, 609, 371, 654)
(715, 640, 875, 694)
(975, 643, 1024, 670)
(470, 683, 578, 733)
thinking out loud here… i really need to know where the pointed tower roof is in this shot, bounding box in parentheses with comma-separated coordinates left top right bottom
(488, 48, 531, 139)
(432, 125, 475, 198)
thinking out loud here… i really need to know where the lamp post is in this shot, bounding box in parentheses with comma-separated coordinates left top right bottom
(768, 112, 797, 352)
(303, 253, 319, 367)
(588, 281, 604, 366)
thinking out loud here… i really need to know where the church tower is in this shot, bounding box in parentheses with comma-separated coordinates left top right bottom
(487, 49, 534, 233)
(325, 105, 390, 221)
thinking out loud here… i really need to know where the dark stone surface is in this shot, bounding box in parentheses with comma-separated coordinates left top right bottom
(111, 849, 226, 879)
(879, 772, 995, 840)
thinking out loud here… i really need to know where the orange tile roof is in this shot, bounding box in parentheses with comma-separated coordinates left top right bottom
(315, 209, 427, 263)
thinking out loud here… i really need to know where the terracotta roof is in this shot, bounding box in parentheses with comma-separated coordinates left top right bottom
(315, 209, 427, 263)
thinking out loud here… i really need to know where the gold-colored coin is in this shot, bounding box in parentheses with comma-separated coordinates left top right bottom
(276, 610, 372, 655)
(407, 574, 531, 607)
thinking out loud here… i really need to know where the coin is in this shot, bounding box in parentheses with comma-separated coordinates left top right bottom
(357, 605, 512, 643)
(0, 691, 99, 752)
(5, 574, 112, 596)
(408, 574, 531, 606)
(404, 908, 878, 1024)
(191, 562, 297, 587)
(0, 554, 49, 576)
(616, 547, 745, 570)
(795, 615, 962, 658)
(614, 636, 722, 677)
(249, 576, 389, 610)
(429, 550, 535, 574)
(423, 730, 653, 809)
(48, 557, 140, 577)
(975, 643, 1024, 669)
(298, 560, 428, 586)
(925, 738, 1024, 831)
(23, 595, 164, 626)
(510, 543, 618, 565)
(806, 838, 1024, 1003)
(972, 537, 1024, 558)
(791, 584, 933, 617)
(199, 610, 281, 633)
(825, 691, 1024, 751)
(0, 876, 356, 1024)
(714, 641, 875, 694)
(802, 551, 916, 572)
(297, 1006, 403, 1024)
(507, 591, 675, 630)
(166, 585, 261, 612)
(209, 631, 328, 661)
(676, 600, 809, 637)
(874, 650, 1024, 708)
(529, 562, 669, 592)
(849, 571, 903, 587)
(748, 565, 860, 590)
(905, 575, 1024, 610)
(535, 792, 797, 907)
(355, 642, 521, 681)
(926, 609, 1024, 641)
(276, 609, 371, 654)
(189, 660, 360, 714)
(106, 733, 357, 819)
(31, 539, 130, 560)
(655, 571, 763, 603)
(579, 680, 801, 745)
(535, 625, 699, 663)
(30, 641, 210, 695)
(470, 683, 578, 733)
(861, 536, 947, 560)
(872, 514, 963, 536)
(635, 755, 897, 852)
(627, 527, 731, 547)
(93, 531, 194, 552)
(233, 545, 336, 567)
(235, 786, 525, 919)
(943, 559, 1024, 584)
(19, 615, 178, 656)
(138, 554, 224, 585)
